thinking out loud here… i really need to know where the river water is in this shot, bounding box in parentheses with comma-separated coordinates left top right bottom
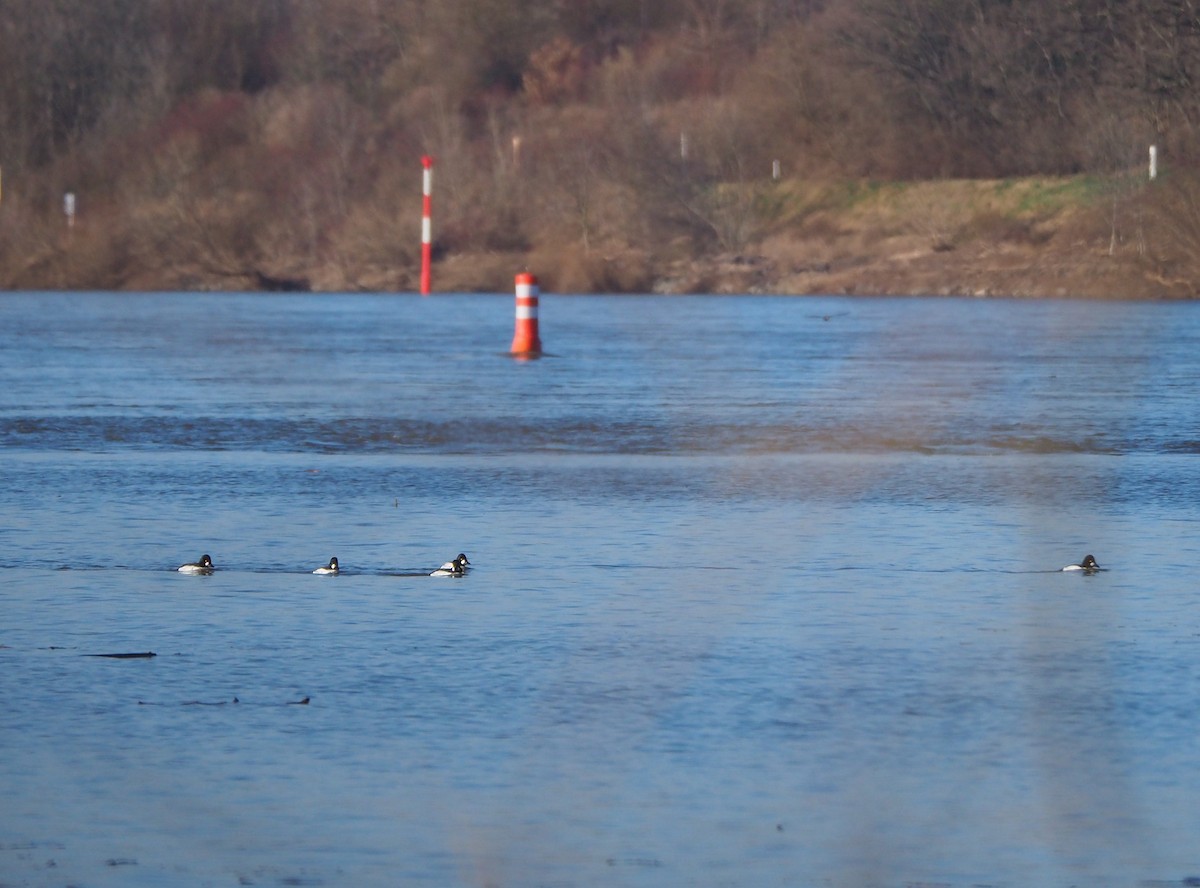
(0, 291, 1198, 887)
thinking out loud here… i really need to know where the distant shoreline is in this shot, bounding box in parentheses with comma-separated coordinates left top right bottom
(6, 177, 1195, 300)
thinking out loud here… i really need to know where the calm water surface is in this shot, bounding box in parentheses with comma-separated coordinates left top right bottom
(1, 291, 1198, 887)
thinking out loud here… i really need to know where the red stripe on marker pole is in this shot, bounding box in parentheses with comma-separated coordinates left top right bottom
(420, 155, 434, 295)
(510, 272, 543, 355)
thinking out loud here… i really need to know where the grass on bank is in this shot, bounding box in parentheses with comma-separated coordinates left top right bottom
(2, 168, 1193, 297)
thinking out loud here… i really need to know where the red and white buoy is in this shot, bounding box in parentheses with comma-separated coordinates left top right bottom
(510, 272, 543, 356)
(420, 155, 434, 295)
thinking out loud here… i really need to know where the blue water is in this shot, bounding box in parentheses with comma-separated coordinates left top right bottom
(1, 291, 1198, 887)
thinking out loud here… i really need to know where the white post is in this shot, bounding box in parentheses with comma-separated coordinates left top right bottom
(680, 132, 688, 161)
(772, 159, 781, 180)
(63, 192, 76, 228)
(1149, 144, 1158, 180)
(420, 156, 433, 295)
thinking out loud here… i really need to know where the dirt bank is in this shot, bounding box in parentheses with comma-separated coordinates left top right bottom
(6, 175, 1195, 299)
(433, 177, 1195, 299)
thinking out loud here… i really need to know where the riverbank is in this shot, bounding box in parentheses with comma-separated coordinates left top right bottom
(440, 177, 1194, 300)
(5, 175, 1194, 298)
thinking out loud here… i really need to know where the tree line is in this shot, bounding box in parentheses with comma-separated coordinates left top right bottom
(2, 0, 1199, 289)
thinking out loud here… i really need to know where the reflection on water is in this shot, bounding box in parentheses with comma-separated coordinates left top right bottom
(0, 292, 1198, 887)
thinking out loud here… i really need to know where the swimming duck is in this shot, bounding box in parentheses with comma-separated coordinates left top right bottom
(430, 553, 469, 577)
(1062, 554, 1100, 573)
(313, 557, 339, 576)
(177, 554, 214, 575)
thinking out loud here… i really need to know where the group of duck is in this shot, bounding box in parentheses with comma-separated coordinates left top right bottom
(175, 552, 1100, 578)
(176, 553, 471, 577)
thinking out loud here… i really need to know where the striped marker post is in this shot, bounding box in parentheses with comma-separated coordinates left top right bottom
(420, 155, 434, 295)
(510, 272, 543, 356)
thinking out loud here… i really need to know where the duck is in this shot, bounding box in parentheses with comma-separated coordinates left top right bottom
(1062, 554, 1100, 573)
(430, 553, 469, 577)
(313, 557, 339, 576)
(177, 554, 214, 575)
